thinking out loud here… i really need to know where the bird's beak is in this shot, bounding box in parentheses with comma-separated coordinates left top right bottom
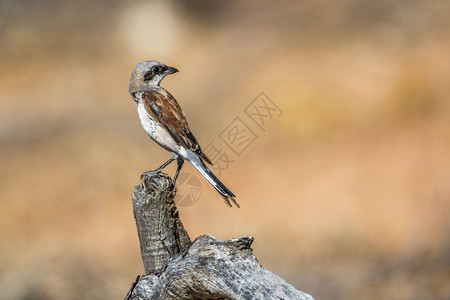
(165, 66, 179, 74)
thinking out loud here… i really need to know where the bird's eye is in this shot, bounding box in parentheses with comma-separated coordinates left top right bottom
(153, 66, 161, 73)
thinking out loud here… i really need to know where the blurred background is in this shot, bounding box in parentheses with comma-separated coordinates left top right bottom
(1, 0, 449, 299)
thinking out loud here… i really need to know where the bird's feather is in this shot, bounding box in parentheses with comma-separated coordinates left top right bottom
(142, 89, 212, 165)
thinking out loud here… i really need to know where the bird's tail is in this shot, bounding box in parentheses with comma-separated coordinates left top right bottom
(186, 152, 239, 208)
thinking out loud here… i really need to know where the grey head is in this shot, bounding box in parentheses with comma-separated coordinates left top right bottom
(129, 60, 179, 94)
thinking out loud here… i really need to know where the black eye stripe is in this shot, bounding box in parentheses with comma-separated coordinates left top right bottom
(144, 65, 165, 81)
(143, 71, 153, 81)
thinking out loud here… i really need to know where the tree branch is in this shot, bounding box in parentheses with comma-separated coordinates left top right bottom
(131, 173, 191, 275)
(126, 173, 314, 300)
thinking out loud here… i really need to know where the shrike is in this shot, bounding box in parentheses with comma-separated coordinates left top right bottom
(129, 60, 239, 207)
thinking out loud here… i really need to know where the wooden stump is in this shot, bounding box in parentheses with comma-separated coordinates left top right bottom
(125, 173, 314, 300)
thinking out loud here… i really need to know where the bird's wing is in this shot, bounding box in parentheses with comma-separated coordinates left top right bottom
(142, 89, 212, 164)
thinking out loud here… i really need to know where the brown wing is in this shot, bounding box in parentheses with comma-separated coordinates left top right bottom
(142, 89, 212, 164)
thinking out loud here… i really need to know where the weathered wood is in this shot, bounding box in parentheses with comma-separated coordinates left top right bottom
(132, 173, 191, 274)
(127, 172, 314, 300)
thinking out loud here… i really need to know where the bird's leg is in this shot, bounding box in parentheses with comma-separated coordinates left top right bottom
(171, 157, 185, 190)
(155, 156, 177, 172)
(140, 156, 176, 190)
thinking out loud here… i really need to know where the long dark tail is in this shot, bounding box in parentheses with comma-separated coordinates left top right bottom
(186, 152, 239, 208)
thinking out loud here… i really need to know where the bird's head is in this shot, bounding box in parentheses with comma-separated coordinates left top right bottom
(129, 60, 179, 94)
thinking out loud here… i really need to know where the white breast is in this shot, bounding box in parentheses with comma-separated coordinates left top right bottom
(136, 102, 179, 152)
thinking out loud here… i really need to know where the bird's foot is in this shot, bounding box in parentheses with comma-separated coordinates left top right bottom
(169, 182, 177, 193)
(140, 170, 161, 190)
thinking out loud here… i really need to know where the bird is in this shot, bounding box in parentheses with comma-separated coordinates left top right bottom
(129, 60, 239, 208)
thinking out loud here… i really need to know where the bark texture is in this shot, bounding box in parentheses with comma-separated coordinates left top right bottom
(131, 172, 191, 275)
(126, 172, 314, 300)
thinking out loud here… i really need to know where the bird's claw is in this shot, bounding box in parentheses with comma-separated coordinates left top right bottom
(140, 170, 160, 190)
(169, 182, 177, 192)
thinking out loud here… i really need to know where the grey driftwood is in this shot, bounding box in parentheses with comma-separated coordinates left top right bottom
(125, 172, 314, 300)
